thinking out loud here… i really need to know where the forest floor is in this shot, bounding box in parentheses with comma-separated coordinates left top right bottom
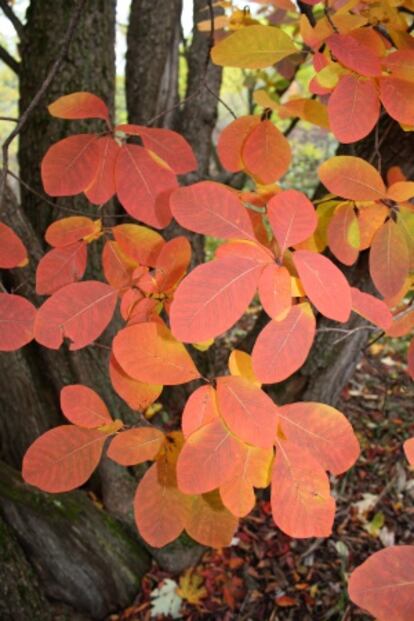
(111, 341, 414, 621)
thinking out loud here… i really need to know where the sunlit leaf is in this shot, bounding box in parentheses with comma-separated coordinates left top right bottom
(45, 216, 99, 248)
(48, 92, 109, 121)
(327, 33, 382, 76)
(228, 349, 261, 387)
(112, 223, 164, 267)
(242, 120, 291, 184)
(84, 136, 120, 204)
(379, 77, 414, 126)
(318, 156, 386, 201)
(268, 189, 317, 254)
(217, 115, 260, 172)
(328, 75, 379, 143)
(327, 202, 360, 265)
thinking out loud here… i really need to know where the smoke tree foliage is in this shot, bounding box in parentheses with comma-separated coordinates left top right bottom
(1, 1, 414, 619)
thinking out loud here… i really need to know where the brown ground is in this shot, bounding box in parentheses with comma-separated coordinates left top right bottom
(112, 341, 414, 621)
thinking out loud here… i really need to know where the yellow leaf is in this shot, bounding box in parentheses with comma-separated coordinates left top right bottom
(211, 25, 297, 69)
(192, 338, 214, 351)
(144, 402, 163, 419)
(98, 419, 124, 435)
(176, 570, 207, 605)
(228, 349, 261, 387)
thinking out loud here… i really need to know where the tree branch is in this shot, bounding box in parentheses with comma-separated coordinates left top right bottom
(0, 0, 23, 37)
(0, 43, 19, 74)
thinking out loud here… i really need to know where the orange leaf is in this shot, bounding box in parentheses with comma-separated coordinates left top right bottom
(112, 321, 200, 385)
(387, 308, 414, 337)
(328, 75, 379, 143)
(271, 441, 335, 538)
(185, 491, 239, 548)
(45, 216, 98, 248)
(369, 220, 409, 298)
(182, 385, 219, 438)
(348, 546, 414, 621)
(41, 134, 101, 196)
(117, 124, 197, 174)
(36, 241, 87, 295)
(386, 181, 414, 202)
(277, 402, 360, 475)
(115, 144, 177, 229)
(48, 92, 109, 122)
(60, 384, 112, 428)
(107, 427, 164, 465)
(379, 77, 414, 126)
(22, 425, 106, 493)
(216, 376, 278, 449)
(267, 189, 317, 254)
(154, 236, 191, 292)
(327, 202, 360, 266)
(0, 223, 28, 268)
(102, 240, 137, 290)
(84, 136, 120, 205)
(0, 293, 36, 351)
(109, 354, 162, 410)
(404, 436, 414, 465)
(293, 250, 352, 322)
(112, 223, 164, 267)
(408, 338, 414, 381)
(241, 120, 291, 184)
(217, 115, 260, 172)
(252, 302, 316, 383)
(216, 239, 273, 263)
(350, 287, 392, 330)
(34, 281, 117, 350)
(318, 156, 386, 201)
(357, 202, 388, 250)
(383, 50, 414, 82)
(176, 418, 245, 494)
(170, 255, 262, 342)
(134, 461, 187, 547)
(170, 181, 256, 240)
(327, 33, 381, 77)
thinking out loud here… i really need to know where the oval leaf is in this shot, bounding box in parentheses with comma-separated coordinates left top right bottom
(267, 189, 317, 254)
(369, 220, 409, 298)
(0, 293, 36, 351)
(108, 427, 164, 466)
(242, 120, 291, 184)
(48, 92, 109, 121)
(0, 223, 28, 268)
(36, 241, 87, 295)
(328, 75, 380, 143)
(182, 385, 219, 438)
(318, 156, 386, 201)
(60, 384, 112, 428)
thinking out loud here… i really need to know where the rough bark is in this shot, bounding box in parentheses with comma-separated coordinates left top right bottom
(18, 0, 116, 235)
(0, 461, 150, 620)
(126, 0, 182, 128)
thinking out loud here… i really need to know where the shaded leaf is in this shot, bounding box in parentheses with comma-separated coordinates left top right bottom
(242, 120, 291, 184)
(182, 385, 219, 438)
(108, 427, 164, 465)
(369, 219, 409, 298)
(36, 241, 87, 295)
(84, 136, 120, 204)
(267, 189, 317, 254)
(109, 353, 162, 411)
(0, 223, 28, 268)
(0, 293, 36, 351)
(48, 92, 109, 121)
(328, 75, 379, 143)
(60, 384, 112, 428)
(351, 287, 392, 330)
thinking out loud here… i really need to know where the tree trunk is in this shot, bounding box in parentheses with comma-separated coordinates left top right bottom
(18, 0, 116, 235)
(0, 461, 149, 620)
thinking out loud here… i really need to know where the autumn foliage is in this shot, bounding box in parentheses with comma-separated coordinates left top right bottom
(1, 1, 414, 618)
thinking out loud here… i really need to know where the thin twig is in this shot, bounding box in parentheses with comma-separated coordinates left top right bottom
(0, 0, 23, 37)
(0, 116, 18, 123)
(0, 0, 85, 211)
(0, 43, 19, 74)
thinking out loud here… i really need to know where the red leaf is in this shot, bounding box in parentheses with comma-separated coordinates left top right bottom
(408, 338, 414, 381)
(182, 385, 219, 438)
(318, 156, 386, 201)
(48, 92, 109, 122)
(34, 281, 117, 350)
(293, 250, 352, 322)
(348, 546, 414, 621)
(380, 77, 414, 126)
(404, 436, 414, 465)
(60, 384, 112, 428)
(109, 354, 162, 411)
(217, 115, 260, 172)
(115, 144, 177, 228)
(170, 255, 262, 342)
(242, 120, 291, 183)
(267, 189, 317, 254)
(170, 181, 256, 240)
(117, 124, 197, 174)
(0, 223, 28, 268)
(176, 418, 245, 495)
(41, 134, 101, 196)
(328, 75, 380, 143)
(84, 136, 120, 204)
(45, 216, 99, 247)
(101, 240, 137, 290)
(22, 425, 106, 492)
(252, 302, 316, 383)
(36, 241, 87, 295)
(112, 321, 200, 385)
(271, 441, 335, 538)
(350, 287, 392, 330)
(369, 220, 409, 298)
(258, 264, 292, 320)
(327, 33, 381, 77)
(216, 239, 273, 263)
(112, 223, 164, 267)
(154, 236, 191, 292)
(216, 376, 278, 449)
(134, 462, 187, 547)
(107, 427, 165, 465)
(277, 402, 360, 475)
(0, 293, 36, 351)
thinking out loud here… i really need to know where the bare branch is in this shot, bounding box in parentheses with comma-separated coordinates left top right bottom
(0, 43, 19, 74)
(0, 0, 23, 37)
(0, 0, 86, 211)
